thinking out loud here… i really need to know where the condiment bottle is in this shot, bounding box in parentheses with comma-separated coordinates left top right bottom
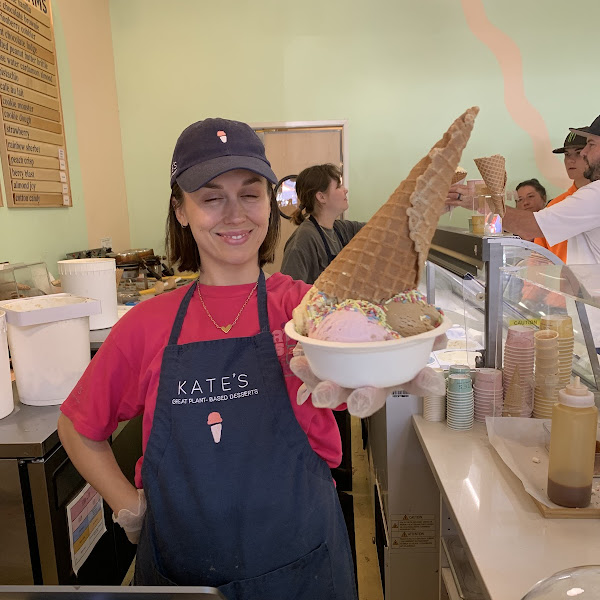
(547, 377, 598, 508)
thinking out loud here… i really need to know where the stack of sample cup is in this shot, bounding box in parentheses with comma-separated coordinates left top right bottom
(503, 325, 535, 417)
(423, 368, 446, 422)
(540, 315, 574, 388)
(448, 364, 471, 377)
(473, 368, 503, 422)
(533, 330, 560, 419)
(446, 373, 474, 430)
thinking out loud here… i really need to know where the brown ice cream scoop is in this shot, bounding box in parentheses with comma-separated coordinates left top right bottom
(383, 301, 442, 337)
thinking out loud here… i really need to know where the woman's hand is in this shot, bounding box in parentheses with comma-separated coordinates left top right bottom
(113, 488, 146, 544)
(290, 336, 447, 418)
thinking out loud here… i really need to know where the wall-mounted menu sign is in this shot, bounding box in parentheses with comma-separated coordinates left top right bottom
(0, 0, 71, 207)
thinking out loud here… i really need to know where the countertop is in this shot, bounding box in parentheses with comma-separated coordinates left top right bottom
(0, 382, 61, 458)
(412, 415, 600, 600)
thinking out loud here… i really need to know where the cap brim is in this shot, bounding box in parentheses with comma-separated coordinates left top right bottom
(569, 127, 595, 139)
(176, 155, 278, 193)
(552, 145, 585, 154)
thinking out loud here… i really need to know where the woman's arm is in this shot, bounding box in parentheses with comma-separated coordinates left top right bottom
(57, 413, 139, 514)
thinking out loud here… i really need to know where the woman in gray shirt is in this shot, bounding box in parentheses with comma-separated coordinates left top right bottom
(280, 164, 365, 284)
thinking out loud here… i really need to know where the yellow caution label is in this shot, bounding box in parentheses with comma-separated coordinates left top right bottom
(509, 319, 540, 327)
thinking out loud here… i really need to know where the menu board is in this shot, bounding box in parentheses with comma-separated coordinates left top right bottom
(0, 0, 71, 207)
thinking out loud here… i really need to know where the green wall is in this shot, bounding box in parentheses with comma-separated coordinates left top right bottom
(109, 0, 600, 245)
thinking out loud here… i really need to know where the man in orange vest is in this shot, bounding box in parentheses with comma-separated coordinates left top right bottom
(533, 132, 591, 262)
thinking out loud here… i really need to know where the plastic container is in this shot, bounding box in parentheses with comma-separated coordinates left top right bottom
(547, 377, 598, 508)
(0, 294, 101, 406)
(57, 258, 118, 330)
(284, 315, 452, 388)
(0, 310, 13, 419)
(521, 565, 600, 599)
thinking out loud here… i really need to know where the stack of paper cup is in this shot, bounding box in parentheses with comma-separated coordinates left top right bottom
(423, 368, 446, 422)
(446, 373, 474, 430)
(540, 315, 574, 387)
(0, 310, 14, 419)
(473, 368, 503, 422)
(503, 325, 534, 417)
(533, 330, 560, 419)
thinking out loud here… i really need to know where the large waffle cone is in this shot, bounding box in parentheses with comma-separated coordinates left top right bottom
(314, 107, 479, 303)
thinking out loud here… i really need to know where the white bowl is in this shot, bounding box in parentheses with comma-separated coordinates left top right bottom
(284, 315, 452, 388)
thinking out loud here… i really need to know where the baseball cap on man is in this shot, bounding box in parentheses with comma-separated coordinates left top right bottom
(552, 132, 588, 154)
(170, 118, 277, 192)
(569, 115, 600, 140)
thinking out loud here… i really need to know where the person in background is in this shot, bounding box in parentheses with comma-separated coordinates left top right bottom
(57, 118, 441, 597)
(533, 133, 591, 262)
(280, 164, 365, 284)
(516, 179, 547, 212)
(279, 164, 366, 575)
(513, 179, 547, 242)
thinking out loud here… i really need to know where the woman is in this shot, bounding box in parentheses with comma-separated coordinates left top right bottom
(57, 118, 358, 599)
(516, 179, 547, 212)
(280, 164, 365, 283)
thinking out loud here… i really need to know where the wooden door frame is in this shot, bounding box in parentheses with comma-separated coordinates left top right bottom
(251, 120, 349, 196)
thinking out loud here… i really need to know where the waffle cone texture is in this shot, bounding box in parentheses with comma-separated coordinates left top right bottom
(314, 107, 479, 304)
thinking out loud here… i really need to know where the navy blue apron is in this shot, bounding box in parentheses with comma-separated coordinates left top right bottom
(134, 271, 357, 600)
(309, 215, 344, 265)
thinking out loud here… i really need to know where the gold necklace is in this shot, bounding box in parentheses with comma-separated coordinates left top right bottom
(196, 279, 259, 334)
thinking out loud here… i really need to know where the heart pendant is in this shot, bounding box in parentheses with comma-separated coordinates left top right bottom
(220, 324, 232, 333)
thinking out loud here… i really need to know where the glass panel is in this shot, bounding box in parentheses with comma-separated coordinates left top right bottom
(508, 264, 600, 310)
(421, 262, 484, 369)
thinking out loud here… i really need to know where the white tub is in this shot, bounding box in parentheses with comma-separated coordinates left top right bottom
(1, 294, 101, 406)
(57, 258, 118, 330)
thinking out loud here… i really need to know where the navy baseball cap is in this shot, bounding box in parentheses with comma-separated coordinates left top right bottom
(552, 132, 588, 154)
(170, 118, 277, 192)
(570, 115, 600, 140)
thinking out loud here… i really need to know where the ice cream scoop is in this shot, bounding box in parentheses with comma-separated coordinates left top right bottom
(310, 303, 398, 342)
(382, 290, 442, 337)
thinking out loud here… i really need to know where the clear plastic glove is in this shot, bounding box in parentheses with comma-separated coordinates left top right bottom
(290, 335, 447, 418)
(113, 488, 146, 544)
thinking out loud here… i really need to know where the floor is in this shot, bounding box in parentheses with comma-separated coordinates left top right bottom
(351, 415, 385, 600)
(123, 416, 384, 599)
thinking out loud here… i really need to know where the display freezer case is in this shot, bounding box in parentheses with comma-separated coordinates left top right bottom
(367, 227, 600, 600)
(425, 226, 600, 392)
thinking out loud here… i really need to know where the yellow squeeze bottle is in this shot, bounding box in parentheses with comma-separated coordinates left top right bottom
(547, 377, 598, 508)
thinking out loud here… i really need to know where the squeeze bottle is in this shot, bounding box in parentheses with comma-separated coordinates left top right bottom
(547, 377, 598, 508)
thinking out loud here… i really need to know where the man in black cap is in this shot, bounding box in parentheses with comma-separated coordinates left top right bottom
(533, 132, 590, 261)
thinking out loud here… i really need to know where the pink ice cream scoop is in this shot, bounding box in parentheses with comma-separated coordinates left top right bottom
(207, 412, 223, 443)
(309, 309, 394, 342)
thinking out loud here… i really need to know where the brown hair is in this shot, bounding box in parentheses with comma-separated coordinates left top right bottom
(516, 178, 547, 203)
(290, 164, 342, 226)
(166, 181, 280, 272)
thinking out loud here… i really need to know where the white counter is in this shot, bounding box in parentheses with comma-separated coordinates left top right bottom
(412, 415, 600, 600)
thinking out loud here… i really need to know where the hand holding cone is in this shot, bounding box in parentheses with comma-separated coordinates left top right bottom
(474, 154, 507, 217)
(314, 107, 479, 304)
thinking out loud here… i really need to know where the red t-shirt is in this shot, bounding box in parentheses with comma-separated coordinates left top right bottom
(61, 273, 342, 487)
